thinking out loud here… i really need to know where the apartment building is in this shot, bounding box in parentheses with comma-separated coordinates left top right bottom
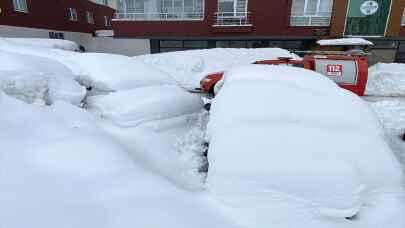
(112, 0, 405, 62)
(0, 0, 149, 55)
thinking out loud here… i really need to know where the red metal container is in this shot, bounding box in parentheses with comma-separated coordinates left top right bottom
(200, 55, 368, 96)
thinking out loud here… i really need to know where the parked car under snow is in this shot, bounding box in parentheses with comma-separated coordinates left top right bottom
(205, 65, 405, 227)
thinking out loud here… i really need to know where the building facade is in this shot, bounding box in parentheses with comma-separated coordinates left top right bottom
(0, 0, 150, 55)
(112, 0, 405, 62)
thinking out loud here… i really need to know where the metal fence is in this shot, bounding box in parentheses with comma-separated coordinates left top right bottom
(114, 12, 204, 20)
(213, 12, 251, 26)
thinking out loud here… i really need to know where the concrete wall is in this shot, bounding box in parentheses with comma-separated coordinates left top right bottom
(0, 25, 150, 56)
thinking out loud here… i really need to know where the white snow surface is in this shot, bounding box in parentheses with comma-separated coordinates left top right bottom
(206, 65, 405, 227)
(0, 37, 79, 51)
(317, 38, 373, 46)
(86, 85, 203, 126)
(0, 39, 174, 92)
(367, 98, 405, 171)
(0, 94, 236, 228)
(0, 50, 85, 105)
(1, 40, 405, 228)
(72, 53, 175, 91)
(366, 63, 405, 96)
(134, 48, 299, 89)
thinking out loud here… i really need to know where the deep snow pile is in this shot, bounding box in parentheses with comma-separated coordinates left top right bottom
(0, 37, 79, 51)
(317, 38, 373, 46)
(86, 85, 207, 189)
(0, 93, 236, 228)
(72, 53, 174, 91)
(368, 99, 405, 171)
(366, 63, 405, 96)
(0, 39, 174, 92)
(206, 65, 405, 227)
(86, 85, 202, 126)
(0, 50, 85, 105)
(134, 48, 298, 88)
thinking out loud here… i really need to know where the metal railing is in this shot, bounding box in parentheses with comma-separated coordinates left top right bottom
(290, 12, 331, 26)
(114, 12, 204, 21)
(213, 12, 251, 26)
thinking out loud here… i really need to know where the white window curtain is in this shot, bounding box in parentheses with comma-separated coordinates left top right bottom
(402, 9, 405, 26)
(118, 0, 203, 20)
(290, 0, 333, 26)
(13, 0, 28, 13)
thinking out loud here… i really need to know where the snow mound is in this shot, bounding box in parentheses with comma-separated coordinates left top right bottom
(317, 38, 373, 46)
(134, 48, 298, 89)
(0, 94, 235, 228)
(0, 51, 85, 105)
(0, 37, 79, 51)
(73, 53, 174, 91)
(366, 63, 405, 96)
(206, 65, 404, 226)
(86, 85, 203, 126)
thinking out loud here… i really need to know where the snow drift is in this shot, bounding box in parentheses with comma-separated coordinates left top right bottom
(72, 53, 174, 91)
(206, 65, 404, 227)
(0, 50, 85, 105)
(366, 63, 405, 96)
(134, 48, 298, 89)
(0, 37, 79, 51)
(0, 93, 236, 228)
(86, 85, 203, 126)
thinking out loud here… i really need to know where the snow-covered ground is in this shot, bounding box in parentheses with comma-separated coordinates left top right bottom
(1, 38, 404, 228)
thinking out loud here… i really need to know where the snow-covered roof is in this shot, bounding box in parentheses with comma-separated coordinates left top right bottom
(317, 38, 374, 46)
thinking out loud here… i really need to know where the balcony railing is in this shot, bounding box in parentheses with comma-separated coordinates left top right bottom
(213, 12, 251, 26)
(290, 12, 331, 26)
(114, 12, 204, 21)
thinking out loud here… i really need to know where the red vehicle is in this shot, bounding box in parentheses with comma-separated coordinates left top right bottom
(200, 54, 368, 96)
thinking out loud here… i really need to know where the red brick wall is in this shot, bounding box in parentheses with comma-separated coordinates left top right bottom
(112, 0, 330, 38)
(0, 0, 115, 33)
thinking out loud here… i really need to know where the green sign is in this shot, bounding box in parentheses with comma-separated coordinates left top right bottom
(345, 0, 391, 36)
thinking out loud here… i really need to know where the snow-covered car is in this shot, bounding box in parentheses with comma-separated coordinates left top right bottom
(205, 65, 404, 227)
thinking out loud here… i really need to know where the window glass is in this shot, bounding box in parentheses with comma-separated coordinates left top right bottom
(219, 0, 235, 13)
(68, 8, 78, 21)
(13, 0, 28, 13)
(86, 11, 95, 24)
(104, 16, 111, 26)
(290, 0, 333, 26)
(184, 41, 209, 48)
(402, 9, 405, 26)
(160, 40, 183, 48)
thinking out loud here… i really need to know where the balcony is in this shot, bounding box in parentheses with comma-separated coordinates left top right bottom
(211, 11, 252, 33)
(213, 12, 252, 26)
(114, 12, 204, 21)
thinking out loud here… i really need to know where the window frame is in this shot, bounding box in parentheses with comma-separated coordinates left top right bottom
(68, 8, 78, 22)
(86, 11, 95, 24)
(289, 0, 333, 27)
(13, 0, 29, 13)
(104, 16, 111, 27)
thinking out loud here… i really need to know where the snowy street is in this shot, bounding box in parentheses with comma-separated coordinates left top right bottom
(1, 38, 405, 228)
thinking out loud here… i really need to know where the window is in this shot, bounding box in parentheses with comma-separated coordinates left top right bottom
(49, 32, 65, 40)
(68, 8, 78, 21)
(86, 11, 94, 24)
(13, 0, 28, 13)
(104, 16, 111, 26)
(117, 0, 204, 20)
(290, 0, 333, 26)
(402, 9, 405, 26)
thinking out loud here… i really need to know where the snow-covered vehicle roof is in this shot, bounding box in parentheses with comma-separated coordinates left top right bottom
(206, 65, 404, 226)
(317, 38, 373, 46)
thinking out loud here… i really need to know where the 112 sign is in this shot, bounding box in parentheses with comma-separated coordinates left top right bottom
(326, 64, 343, 76)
